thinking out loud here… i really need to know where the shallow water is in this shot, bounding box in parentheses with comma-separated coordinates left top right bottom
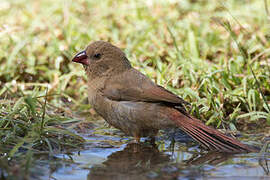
(32, 126, 270, 180)
(1, 122, 268, 180)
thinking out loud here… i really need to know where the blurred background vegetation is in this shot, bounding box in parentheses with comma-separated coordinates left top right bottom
(0, 0, 270, 163)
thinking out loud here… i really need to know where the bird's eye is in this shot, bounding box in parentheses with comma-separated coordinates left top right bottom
(93, 53, 101, 60)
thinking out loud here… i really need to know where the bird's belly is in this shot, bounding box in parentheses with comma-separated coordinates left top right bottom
(91, 94, 175, 137)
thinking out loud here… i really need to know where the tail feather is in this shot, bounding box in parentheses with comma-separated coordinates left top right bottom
(170, 113, 255, 153)
(182, 125, 229, 150)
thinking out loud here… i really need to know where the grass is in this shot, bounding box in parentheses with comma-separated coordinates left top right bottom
(0, 0, 270, 177)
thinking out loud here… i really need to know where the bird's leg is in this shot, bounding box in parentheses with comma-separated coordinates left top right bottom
(131, 136, 141, 152)
(150, 136, 156, 146)
(134, 136, 140, 143)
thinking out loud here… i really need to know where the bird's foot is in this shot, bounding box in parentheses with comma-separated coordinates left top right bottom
(149, 136, 157, 148)
(134, 136, 140, 143)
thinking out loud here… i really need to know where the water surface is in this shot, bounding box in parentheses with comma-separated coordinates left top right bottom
(38, 126, 269, 180)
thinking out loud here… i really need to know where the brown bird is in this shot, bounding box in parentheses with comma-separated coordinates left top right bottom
(72, 41, 254, 153)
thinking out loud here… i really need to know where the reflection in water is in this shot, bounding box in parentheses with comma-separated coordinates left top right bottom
(87, 143, 234, 180)
(186, 151, 232, 166)
(3, 142, 270, 179)
(259, 157, 270, 175)
(88, 143, 170, 180)
(2, 129, 267, 179)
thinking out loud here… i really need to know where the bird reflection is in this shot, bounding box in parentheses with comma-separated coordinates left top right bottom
(185, 151, 233, 166)
(87, 143, 232, 180)
(88, 143, 170, 180)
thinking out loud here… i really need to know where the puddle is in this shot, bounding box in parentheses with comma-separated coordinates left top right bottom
(2, 124, 270, 180)
(34, 127, 269, 180)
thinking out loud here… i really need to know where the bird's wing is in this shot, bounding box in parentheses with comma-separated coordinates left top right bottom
(102, 68, 189, 107)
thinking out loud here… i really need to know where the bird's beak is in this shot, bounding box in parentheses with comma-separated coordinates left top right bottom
(72, 50, 89, 65)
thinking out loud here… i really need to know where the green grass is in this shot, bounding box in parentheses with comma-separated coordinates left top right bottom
(0, 0, 270, 175)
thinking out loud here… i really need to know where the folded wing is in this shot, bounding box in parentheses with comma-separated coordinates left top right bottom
(102, 68, 189, 107)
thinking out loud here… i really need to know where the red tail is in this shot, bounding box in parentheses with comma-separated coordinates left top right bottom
(170, 112, 255, 153)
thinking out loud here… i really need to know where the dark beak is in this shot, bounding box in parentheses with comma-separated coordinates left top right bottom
(72, 50, 89, 65)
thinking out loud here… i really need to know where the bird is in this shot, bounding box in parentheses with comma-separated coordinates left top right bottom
(72, 40, 255, 153)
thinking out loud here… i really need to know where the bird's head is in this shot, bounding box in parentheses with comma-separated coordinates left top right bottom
(72, 41, 131, 80)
